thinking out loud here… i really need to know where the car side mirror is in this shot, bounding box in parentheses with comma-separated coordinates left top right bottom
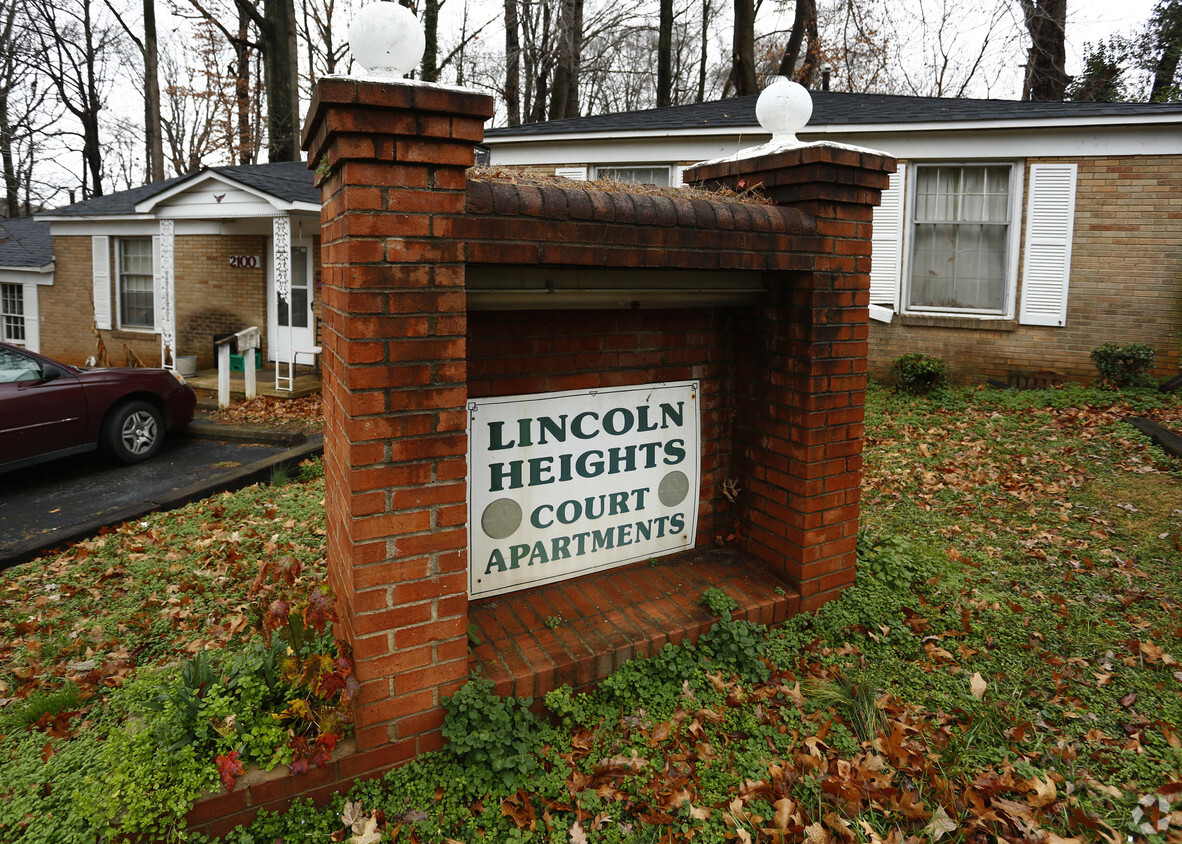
(38, 365, 62, 383)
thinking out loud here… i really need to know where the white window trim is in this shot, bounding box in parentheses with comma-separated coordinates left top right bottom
(900, 160, 1025, 320)
(115, 236, 160, 332)
(1, 282, 26, 345)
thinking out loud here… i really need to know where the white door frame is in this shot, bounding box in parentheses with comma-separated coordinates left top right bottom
(266, 235, 315, 363)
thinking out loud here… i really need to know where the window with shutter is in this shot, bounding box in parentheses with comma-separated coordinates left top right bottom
(1018, 163, 1077, 327)
(869, 165, 905, 310)
(92, 236, 111, 330)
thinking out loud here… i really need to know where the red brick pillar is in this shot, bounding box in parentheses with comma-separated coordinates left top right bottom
(685, 146, 895, 611)
(302, 79, 494, 754)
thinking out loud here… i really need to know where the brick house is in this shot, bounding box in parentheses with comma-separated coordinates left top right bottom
(24, 161, 320, 372)
(0, 216, 55, 352)
(482, 92, 1182, 384)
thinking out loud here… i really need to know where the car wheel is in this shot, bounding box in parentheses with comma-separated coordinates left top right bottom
(101, 400, 164, 464)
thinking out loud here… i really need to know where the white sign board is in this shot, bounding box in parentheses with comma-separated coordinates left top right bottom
(467, 382, 700, 599)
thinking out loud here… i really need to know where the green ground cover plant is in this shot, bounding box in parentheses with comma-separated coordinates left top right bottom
(3, 385, 1181, 843)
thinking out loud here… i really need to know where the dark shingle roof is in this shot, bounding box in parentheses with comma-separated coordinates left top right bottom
(44, 160, 317, 217)
(0, 216, 53, 269)
(485, 91, 1182, 138)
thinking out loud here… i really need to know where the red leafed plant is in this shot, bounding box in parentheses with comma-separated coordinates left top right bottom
(246, 555, 359, 776)
(216, 750, 244, 791)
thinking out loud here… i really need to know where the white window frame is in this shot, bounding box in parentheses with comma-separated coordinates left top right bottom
(592, 164, 673, 187)
(900, 160, 1025, 320)
(115, 236, 158, 331)
(1, 282, 25, 344)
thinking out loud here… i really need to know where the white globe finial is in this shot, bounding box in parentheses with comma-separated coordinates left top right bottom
(755, 76, 813, 143)
(349, 2, 426, 78)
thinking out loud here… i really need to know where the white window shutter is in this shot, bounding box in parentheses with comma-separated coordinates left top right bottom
(92, 236, 111, 330)
(869, 164, 904, 310)
(1019, 163, 1077, 327)
(152, 235, 162, 332)
(554, 166, 588, 181)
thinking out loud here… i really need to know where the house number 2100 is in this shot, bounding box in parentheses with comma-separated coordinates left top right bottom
(229, 255, 259, 268)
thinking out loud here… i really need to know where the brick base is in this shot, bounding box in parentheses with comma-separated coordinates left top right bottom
(468, 547, 800, 700)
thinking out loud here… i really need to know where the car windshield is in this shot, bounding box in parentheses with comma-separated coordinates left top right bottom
(0, 347, 44, 383)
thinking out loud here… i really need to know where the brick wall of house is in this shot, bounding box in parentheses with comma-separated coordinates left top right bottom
(174, 235, 269, 368)
(867, 154, 1182, 384)
(37, 235, 102, 366)
(38, 233, 323, 371)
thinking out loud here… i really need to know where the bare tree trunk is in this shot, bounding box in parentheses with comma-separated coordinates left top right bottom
(658, 0, 673, 106)
(262, 0, 299, 160)
(0, 5, 19, 217)
(504, 0, 521, 124)
(1149, 0, 1182, 101)
(777, 0, 817, 85)
(144, 0, 163, 181)
(697, 0, 710, 102)
(550, 0, 583, 118)
(1020, 0, 1069, 100)
(236, 11, 253, 164)
(421, 0, 439, 81)
(732, 0, 757, 96)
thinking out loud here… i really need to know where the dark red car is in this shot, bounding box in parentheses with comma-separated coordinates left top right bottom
(0, 342, 196, 473)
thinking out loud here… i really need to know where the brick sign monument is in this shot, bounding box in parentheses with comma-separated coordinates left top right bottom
(182, 8, 896, 836)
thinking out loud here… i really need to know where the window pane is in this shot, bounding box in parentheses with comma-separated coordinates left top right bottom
(596, 167, 670, 187)
(908, 165, 1011, 313)
(1, 283, 24, 342)
(119, 239, 155, 328)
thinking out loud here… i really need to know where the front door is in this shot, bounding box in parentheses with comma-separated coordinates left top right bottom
(271, 244, 314, 363)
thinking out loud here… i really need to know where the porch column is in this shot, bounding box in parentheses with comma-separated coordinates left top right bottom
(158, 219, 175, 368)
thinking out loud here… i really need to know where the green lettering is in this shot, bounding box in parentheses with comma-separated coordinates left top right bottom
(537, 415, 568, 444)
(591, 528, 615, 552)
(528, 542, 549, 566)
(489, 461, 522, 492)
(670, 512, 686, 535)
(660, 402, 684, 429)
(528, 456, 555, 486)
(509, 544, 530, 569)
(603, 407, 633, 436)
(488, 421, 515, 450)
(531, 505, 554, 529)
(608, 445, 637, 474)
(484, 548, 507, 574)
(572, 412, 599, 439)
(576, 450, 604, 478)
(550, 534, 572, 560)
(663, 439, 686, 465)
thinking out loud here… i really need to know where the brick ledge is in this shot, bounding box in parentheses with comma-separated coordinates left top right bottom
(468, 547, 801, 700)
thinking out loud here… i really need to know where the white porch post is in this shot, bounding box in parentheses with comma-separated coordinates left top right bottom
(273, 215, 292, 391)
(158, 219, 176, 368)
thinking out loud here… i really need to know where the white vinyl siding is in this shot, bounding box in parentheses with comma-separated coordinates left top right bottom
(1018, 163, 1078, 327)
(92, 235, 111, 329)
(869, 165, 905, 310)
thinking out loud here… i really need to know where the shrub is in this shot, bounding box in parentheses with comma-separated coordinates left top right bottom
(441, 675, 544, 791)
(1090, 342, 1156, 388)
(891, 353, 948, 394)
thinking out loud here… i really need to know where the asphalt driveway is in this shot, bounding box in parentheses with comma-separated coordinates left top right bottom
(0, 428, 323, 568)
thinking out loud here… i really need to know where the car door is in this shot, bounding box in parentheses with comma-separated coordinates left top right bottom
(0, 346, 87, 461)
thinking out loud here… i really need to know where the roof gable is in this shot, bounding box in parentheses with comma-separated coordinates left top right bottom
(38, 160, 318, 220)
